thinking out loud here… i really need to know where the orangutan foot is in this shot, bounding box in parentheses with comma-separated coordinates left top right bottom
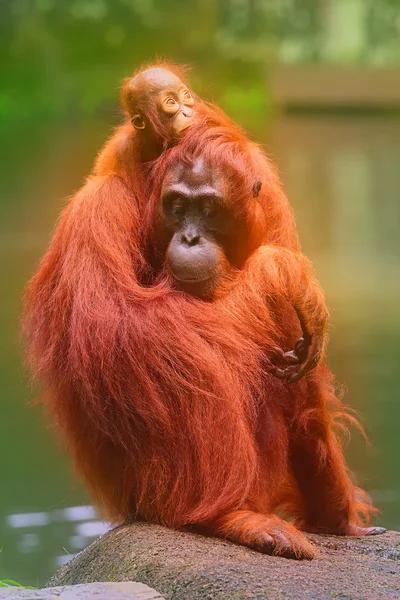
(205, 510, 316, 560)
(301, 522, 387, 536)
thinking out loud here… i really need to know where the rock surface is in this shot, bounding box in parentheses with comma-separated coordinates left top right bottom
(49, 522, 400, 600)
(0, 582, 164, 600)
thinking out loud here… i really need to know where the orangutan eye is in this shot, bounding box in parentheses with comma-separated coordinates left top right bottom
(171, 199, 186, 216)
(183, 91, 192, 99)
(165, 98, 176, 105)
(172, 207, 184, 218)
(203, 202, 218, 217)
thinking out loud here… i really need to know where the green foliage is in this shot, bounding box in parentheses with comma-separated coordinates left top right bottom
(1, 2, 399, 122)
(0, 548, 36, 589)
(0, 579, 36, 589)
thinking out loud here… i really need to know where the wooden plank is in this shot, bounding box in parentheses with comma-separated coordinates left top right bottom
(270, 65, 400, 108)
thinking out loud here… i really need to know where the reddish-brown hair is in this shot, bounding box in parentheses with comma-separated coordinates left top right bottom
(23, 63, 377, 558)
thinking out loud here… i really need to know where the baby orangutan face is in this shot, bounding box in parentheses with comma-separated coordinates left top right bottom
(123, 67, 196, 138)
(157, 78, 195, 136)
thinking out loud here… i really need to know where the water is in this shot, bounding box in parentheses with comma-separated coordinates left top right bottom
(1, 114, 399, 586)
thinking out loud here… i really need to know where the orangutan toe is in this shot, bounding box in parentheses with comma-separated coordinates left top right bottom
(211, 511, 317, 560)
(256, 519, 316, 560)
(302, 523, 387, 537)
(349, 525, 387, 536)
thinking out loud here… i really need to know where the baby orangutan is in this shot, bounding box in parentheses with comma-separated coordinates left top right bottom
(123, 67, 196, 138)
(95, 62, 198, 173)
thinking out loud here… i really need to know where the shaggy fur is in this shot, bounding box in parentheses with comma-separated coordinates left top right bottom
(23, 62, 377, 560)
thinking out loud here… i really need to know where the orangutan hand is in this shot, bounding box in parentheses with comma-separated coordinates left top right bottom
(271, 302, 328, 384)
(271, 334, 322, 384)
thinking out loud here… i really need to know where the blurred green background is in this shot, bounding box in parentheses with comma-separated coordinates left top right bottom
(1, 0, 399, 587)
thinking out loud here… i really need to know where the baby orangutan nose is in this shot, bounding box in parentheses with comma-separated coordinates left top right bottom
(173, 107, 195, 135)
(182, 107, 194, 118)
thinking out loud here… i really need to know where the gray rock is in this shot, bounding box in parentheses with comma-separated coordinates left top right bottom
(0, 582, 164, 600)
(49, 522, 400, 600)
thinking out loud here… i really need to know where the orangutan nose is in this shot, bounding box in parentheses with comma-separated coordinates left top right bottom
(182, 107, 194, 118)
(181, 226, 200, 246)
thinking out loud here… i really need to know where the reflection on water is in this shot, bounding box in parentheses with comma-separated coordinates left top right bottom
(0, 113, 399, 585)
(4, 506, 109, 575)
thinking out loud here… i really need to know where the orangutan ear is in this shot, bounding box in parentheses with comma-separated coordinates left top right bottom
(252, 180, 262, 198)
(131, 114, 146, 130)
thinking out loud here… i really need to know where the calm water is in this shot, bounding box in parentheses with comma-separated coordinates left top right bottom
(1, 114, 399, 586)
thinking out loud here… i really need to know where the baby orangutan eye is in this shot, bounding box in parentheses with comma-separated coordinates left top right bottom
(165, 98, 176, 105)
(183, 91, 192, 99)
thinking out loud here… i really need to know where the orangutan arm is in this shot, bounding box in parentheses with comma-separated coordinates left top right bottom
(237, 245, 329, 383)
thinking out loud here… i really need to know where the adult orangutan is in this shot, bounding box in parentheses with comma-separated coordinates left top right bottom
(76, 60, 303, 379)
(23, 130, 384, 560)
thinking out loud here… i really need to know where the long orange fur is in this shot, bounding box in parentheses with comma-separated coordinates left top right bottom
(23, 62, 377, 559)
